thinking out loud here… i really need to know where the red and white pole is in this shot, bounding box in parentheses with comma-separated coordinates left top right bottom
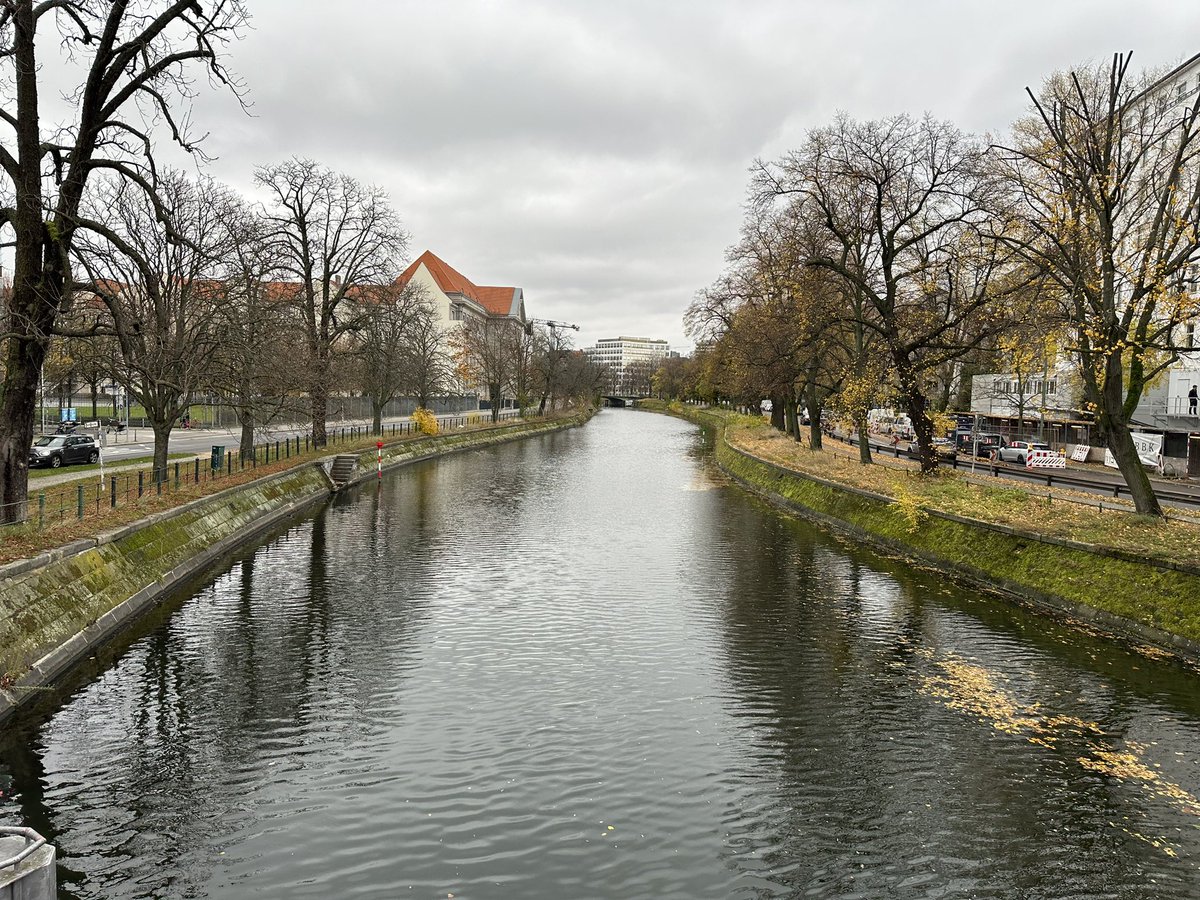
(377, 441, 383, 479)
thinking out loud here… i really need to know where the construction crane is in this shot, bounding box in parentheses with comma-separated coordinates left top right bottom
(524, 317, 580, 336)
(524, 319, 581, 414)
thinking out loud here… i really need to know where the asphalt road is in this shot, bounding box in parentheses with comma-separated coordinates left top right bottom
(852, 431, 1200, 510)
(32, 409, 523, 489)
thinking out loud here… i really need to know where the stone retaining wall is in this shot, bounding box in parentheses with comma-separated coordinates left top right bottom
(0, 413, 591, 724)
(668, 404, 1200, 662)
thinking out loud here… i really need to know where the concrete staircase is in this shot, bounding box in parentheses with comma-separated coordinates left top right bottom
(328, 455, 359, 489)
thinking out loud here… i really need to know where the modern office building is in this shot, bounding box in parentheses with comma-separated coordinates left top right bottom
(585, 336, 670, 395)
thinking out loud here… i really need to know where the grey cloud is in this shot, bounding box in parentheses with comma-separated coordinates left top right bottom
(40, 1, 1200, 351)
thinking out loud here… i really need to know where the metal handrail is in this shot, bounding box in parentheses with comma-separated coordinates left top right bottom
(0, 826, 47, 870)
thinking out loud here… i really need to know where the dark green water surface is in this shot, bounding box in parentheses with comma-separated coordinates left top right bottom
(2, 409, 1200, 898)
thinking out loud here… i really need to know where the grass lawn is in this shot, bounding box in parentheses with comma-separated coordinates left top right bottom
(668, 403, 1200, 569)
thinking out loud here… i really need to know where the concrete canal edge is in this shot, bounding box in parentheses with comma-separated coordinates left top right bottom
(0, 412, 593, 725)
(661, 404, 1200, 664)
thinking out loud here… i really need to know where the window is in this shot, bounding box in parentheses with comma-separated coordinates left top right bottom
(1048, 379, 1058, 395)
(1188, 322, 1196, 350)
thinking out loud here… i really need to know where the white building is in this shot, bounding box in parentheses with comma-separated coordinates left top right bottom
(395, 250, 526, 331)
(1127, 52, 1200, 474)
(969, 360, 1079, 422)
(585, 336, 669, 395)
(394, 250, 528, 407)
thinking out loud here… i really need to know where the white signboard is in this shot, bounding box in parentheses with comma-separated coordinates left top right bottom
(1103, 432, 1162, 472)
(1070, 444, 1090, 462)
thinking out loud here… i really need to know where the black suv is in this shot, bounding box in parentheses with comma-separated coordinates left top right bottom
(29, 434, 100, 468)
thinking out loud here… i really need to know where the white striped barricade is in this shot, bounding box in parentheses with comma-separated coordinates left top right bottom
(1026, 449, 1066, 469)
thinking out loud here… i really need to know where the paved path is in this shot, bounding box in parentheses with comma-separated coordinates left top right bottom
(30, 410, 523, 491)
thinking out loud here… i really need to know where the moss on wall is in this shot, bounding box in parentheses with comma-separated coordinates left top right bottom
(661, 404, 1200, 655)
(0, 411, 593, 713)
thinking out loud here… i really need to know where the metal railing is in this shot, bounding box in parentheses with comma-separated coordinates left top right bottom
(1, 409, 525, 530)
(0, 826, 46, 870)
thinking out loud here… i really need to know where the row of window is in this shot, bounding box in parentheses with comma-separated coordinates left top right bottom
(994, 378, 1059, 396)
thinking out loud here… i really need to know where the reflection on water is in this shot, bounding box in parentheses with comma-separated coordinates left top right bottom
(2, 409, 1200, 898)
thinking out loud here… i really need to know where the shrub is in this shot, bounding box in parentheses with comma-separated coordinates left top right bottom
(412, 408, 439, 435)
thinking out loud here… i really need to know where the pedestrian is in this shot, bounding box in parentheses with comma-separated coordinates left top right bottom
(1190, 384, 1198, 416)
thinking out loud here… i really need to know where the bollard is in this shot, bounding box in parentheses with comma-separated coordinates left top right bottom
(0, 826, 57, 899)
(110, 476, 117, 508)
(38, 492, 45, 530)
(227, 453, 232, 478)
(77, 484, 84, 519)
(138, 471, 144, 497)
(174, 461, 180, 489)
(194, 458, 200, 484)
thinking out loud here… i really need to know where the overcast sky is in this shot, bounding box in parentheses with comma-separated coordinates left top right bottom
(123, 2, 1200, 350)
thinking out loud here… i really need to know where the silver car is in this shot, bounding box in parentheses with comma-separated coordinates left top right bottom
(997, 440, 1049, 465)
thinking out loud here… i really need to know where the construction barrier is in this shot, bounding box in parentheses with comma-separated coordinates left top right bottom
(1027, 449, 1066, 469)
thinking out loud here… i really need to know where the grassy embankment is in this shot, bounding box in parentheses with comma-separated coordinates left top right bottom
(646, 400, 1200, 649)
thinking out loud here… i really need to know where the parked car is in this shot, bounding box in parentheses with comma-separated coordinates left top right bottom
(954, 432, 1004, 457)
(29, 434, 99, 469)
(932, 437, 957, 459)
(997, 440, 1050, 465)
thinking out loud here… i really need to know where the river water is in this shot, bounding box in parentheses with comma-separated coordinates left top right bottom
(2, 409, 1200, 899)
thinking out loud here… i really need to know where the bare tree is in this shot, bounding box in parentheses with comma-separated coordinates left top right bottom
(255, 159, 408, 447)
(993, 53, 1200, 515)
(757, 114, 1023, 471)
(214, 197, 300, 457)
(398, 297, 453, 411)
(451, 316, 522, 421)
(73, 172, 238, 481)
(353, 282, 428, 434)
(0, 0, 248, 522)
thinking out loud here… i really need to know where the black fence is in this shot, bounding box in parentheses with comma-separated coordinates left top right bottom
(4, 412, 516, 531)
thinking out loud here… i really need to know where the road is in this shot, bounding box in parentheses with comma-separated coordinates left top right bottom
(33, 409, 523, 489)
(849, 430, 1200, 511)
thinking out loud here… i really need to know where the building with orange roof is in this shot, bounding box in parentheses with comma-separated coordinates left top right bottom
(395, 250, 530, 409)
(395, 250, 526, 329)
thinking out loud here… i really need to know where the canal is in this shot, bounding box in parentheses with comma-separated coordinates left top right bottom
(3, 409, 1200, 898)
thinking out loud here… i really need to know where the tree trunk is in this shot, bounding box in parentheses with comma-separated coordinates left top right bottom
(807, 382, 823, 450)
(151, 420, 172, 486)
(856, 411, 873, 464)
(0, 335, 42, 522)
(310, 389, 328, 447)
(238, 408, 255, 458)
(489, 383, 501, 422)
(904, 394, 937, 473)
(1105, 424, 1163, 517)
(897, 362, 937, 473)
(784, 393, 801, 442)
(371, 400, 383, 436)
(770, 391, 785, 431)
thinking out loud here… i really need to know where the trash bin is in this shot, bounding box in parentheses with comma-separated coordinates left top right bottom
(210, 445, 225, 470)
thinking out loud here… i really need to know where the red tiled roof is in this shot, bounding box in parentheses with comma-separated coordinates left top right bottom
(475, 285, 518, 317)
(397, 250, 482, 303)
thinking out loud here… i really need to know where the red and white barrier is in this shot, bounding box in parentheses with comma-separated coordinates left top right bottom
(1026, 449, 1065, 469)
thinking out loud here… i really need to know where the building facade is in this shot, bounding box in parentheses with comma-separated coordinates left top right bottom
(395, 250, 529, 407)
(585, 336, 669, 395)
